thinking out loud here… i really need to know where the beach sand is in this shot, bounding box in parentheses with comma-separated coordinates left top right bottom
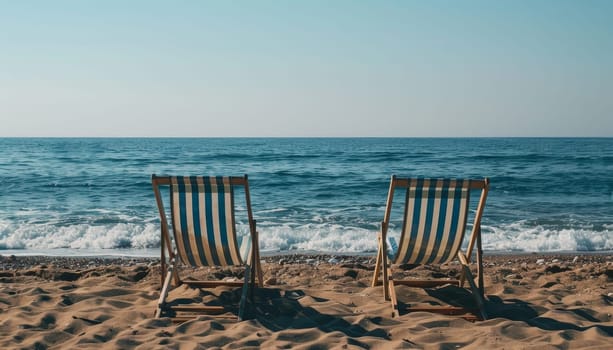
(1, 253, 612, 349)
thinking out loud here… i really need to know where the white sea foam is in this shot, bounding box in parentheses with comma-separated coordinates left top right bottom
(1, 219, 612, 255)
(0, 220, 159, 250)
(482, 222, 613, 252)
(257, 224, 377, 253)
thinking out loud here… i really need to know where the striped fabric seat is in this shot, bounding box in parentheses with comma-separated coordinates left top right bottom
(372, 175, 489, 320)
(170, 176, 245, 267)
(394, 178, 470, 265)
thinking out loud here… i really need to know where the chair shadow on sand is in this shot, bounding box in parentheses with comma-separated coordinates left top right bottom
(166, 286, 391, 343)
(164, 281, 613, 339)
(248, 288, 390, 342)
(396, 284, 613, 336)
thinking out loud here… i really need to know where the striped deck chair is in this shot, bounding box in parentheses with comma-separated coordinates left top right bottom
(371, 176, 490, 320)
(152, 174, 263, 321)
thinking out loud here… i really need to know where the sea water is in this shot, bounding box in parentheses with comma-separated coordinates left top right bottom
(1, 137, 612, 256)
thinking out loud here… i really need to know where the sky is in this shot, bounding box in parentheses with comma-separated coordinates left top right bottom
(1, 0, 612, 137)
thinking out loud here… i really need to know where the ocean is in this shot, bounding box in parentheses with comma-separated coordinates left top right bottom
(1, 137, 612, 256)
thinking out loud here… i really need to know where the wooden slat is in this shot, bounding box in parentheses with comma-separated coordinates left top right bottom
(152, 175, 247, 186)
(170, 305, 225, 313)
(393, 177, 487, 189)
(393, 279, 460, 288)
(183, 280, 244, 288)
(372, 279, 461, 288)
(404, 306, 476, 314)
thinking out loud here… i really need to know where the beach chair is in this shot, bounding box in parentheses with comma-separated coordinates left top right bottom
(371, 176, 489, 320)
(151, 175, 263, 321)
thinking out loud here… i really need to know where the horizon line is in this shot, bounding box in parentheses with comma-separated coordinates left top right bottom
(1, 136, 612, 139)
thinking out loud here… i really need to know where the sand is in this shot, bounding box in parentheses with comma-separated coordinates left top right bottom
(1, 253, 612, 349)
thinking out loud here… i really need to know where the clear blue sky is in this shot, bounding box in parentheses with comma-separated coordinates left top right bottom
(1, 0, 612, 137)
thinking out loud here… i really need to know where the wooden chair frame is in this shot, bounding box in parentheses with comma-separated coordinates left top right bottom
(371, 176, 489, 320)
(152, 174, 263, 321)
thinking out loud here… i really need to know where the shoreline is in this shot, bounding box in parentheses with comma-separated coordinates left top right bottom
(2, 248, 613, 259)
(2, 251, 612, 275)
(2, 252, 612, 278)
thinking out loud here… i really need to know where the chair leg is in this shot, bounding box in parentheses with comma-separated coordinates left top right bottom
(460, 264, 488, 320)
(255, 243, 264, 287)
(250, 256, 257, 300)
(161, 246, 166, 287)
(388, 270, 399, 317)
(238, 264, 252, 321)
(371, 235, 383, 287)
(477, 230, 485, 298)
(381, 240, 390, 301)
(170, 250, 181, 286)
(458, 249, 469, 288)
(155, 258, 176, 318)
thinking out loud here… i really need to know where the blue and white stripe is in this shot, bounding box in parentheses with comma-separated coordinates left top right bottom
(394, 178, 470, 265)
(170, 176, 245, 267)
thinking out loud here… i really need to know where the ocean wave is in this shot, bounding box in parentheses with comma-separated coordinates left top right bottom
(482, 222, 613, 252)
(256, 224, 377, 253)
(0, 220, 159, 250)
(2, 219, 612, 254)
